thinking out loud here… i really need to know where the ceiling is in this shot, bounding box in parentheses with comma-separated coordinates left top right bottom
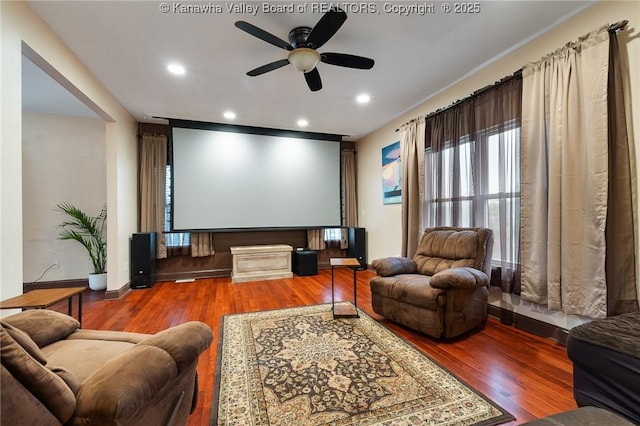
(24, 1, 593, 140)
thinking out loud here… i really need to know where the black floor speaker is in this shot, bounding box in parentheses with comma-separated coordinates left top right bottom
(347, 227, 367, 269)
(293, 249, 317, 276)
(130, 232, 156, 289)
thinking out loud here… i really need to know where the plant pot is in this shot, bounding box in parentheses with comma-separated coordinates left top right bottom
(88, 272, 107, 291)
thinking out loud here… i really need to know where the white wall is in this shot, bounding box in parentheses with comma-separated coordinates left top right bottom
(356, 1, 640, 328)
(1, 1, 137, 304)
(22, 112, 106, 282)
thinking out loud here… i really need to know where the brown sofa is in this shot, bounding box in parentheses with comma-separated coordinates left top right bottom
(370, 226, 493, 339)
(1, 309, 213, 426)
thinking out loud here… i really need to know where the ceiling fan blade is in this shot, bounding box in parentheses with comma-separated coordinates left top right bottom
(235, 21, 293, 51)
(247, 59, 290, 76)
(321, 53, 375, 69)
(306, 8, 347, 49)
(304, 68, 322, 91)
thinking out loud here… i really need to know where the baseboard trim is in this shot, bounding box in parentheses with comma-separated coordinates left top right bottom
(23, 279, 87, 293)
(105, 282, 131, 300)
(157, 268, 231, 282)
(488, 305, 569, 345)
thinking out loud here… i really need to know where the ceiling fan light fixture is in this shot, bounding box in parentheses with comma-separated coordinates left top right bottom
(167, 63, 186, 75)
(288, 48, 321, 73)
(356, 94, 370, 104)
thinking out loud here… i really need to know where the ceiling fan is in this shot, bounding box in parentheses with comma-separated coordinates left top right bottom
(235, 8, 375, 91)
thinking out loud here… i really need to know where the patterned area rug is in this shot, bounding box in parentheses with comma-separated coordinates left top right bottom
(212, 303, 515, 426)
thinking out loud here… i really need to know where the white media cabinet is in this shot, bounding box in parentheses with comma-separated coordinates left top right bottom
(230, 244, 293, 283)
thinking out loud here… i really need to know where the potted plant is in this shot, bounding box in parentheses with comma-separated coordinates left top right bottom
(56, 202, 107, 290)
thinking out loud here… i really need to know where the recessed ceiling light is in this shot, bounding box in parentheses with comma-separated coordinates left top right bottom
(297, 119, 308, 127)
(356, 94, 370, 104)
(167, 63, 186, 75)
(223, 111, 236, 120)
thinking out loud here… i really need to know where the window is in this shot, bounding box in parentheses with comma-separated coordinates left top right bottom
(164, 165, 190, 248)
(478, 126, 520, 264)
(424, 135, 474, 227)
(324, 228, 342, 242)
(420, 76, 521, 292)
(424, 121, 520, 266)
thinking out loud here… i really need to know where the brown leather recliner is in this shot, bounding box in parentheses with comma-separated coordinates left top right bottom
(1, 309, 213, 426)
(370, 227, 494, 339)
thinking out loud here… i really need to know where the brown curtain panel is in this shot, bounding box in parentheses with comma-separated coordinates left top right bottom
(424, 102, 474, 226)
(139, 133, 168, 259)
(400, 117, 425, 257)
(423, 77, 522, 293)
(342, 149, 358, 227)
(341, 149, 357, 249)
(606, 29, 638, 315)
(191, 232, 215, 257)
(307, 229, 326, 251)
(474, 78, 522, 294)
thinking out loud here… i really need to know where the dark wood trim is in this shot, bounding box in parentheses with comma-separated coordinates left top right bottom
(157, 268, 231, 282)
(488, 304, 569, 345)
(23, 278, 88, 293)
(167, 118, 343, 141)
(104, 282, 131, 300)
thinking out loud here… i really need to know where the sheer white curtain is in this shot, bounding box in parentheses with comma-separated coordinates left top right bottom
(520, 26, 610, 318)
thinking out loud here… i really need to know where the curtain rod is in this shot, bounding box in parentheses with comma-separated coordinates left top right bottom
(395, 20, 629, 133)
(609, 20, 628, 33)
(395, 70, 521, 132)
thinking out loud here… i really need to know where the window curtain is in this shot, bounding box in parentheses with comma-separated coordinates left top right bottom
(475, 78, 522, 294)
(307, 148, 358, 251)
(307, 229, 326, 250)
(607, 28, 638, 315)
(400, 117, 425, 257)
(139, 133, 168, 259)
(424, 103, 473, 227)
(521, 25, 637, 318)
(423, 77, 522, 293)
(191, 232, 215, 257)
(341, 149, 358, 249)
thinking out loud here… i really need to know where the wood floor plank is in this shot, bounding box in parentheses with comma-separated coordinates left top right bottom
(43, 269, 576, 425)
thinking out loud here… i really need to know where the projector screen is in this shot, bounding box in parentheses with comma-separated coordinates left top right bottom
(171, 125, 342, 231)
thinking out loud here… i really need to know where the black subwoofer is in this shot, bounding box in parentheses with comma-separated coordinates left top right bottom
(347, 227, 367, 269)
(130, 232, 156, 289)
(293, 249, 317, 276)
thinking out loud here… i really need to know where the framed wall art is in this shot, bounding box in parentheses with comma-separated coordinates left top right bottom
(382, 141, 401, 204)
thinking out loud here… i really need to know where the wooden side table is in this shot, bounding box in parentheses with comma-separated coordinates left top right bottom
(0, 287, 87, 325)
(330, 257, 361, 318)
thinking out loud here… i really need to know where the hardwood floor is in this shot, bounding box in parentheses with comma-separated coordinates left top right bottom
(53, 269, 576, 425)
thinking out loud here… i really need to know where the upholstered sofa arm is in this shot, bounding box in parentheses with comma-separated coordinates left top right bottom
(430, 267, 489, 290)
(73, 322, 212, 423)
(136, 321, 213, 373)
(2, 310, 79, 347)
(73, 345, 180, 423)
(371, 257, 417, 277)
